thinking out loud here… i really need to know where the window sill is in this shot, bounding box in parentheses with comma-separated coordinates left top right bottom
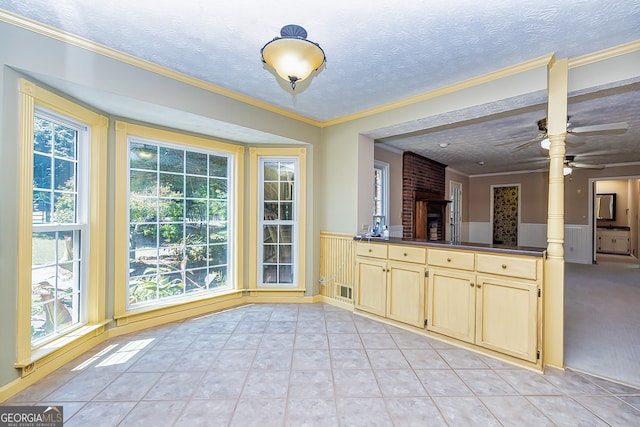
(15, 321, 111, 377)
(114, 289, 244, 328)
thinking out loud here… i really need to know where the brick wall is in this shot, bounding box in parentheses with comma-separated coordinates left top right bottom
(402, 152, 446, 239)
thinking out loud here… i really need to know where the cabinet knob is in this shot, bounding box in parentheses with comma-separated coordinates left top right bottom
(369, 249, 372, 253)
(404, 253, 408, 257)
(501, 264, 507, 269)
(470, 282, 474, 287)
(447, 257, 452, 262)
(476, 284, 482, 288)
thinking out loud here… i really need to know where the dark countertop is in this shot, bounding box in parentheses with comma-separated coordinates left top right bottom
(354, 236, 546, 257)
(596, 225, 630, 231)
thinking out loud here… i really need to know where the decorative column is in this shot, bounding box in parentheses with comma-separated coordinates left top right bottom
(544, 58, 568, 369)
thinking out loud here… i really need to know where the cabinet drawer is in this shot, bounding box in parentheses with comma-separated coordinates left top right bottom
(476, 253, 537, 280)
(428, 249, 474, 270)
(389, 245, 426, 264)
(356, 242, 388, 259)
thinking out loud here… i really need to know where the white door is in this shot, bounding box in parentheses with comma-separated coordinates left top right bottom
(450, 181, 462, 242)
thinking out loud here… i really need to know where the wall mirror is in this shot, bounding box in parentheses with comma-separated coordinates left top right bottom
(596, 193, 616, 221)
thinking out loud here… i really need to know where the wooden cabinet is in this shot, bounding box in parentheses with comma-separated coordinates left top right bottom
(355, 242, 426, 327)
(597, 229, 630, 255)
(355, 241, 544, 366)
(413, 191, 450, 241)
(427, 249, 541, 363)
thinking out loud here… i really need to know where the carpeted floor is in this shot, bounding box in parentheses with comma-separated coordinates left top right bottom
(565, 256, 640, 388)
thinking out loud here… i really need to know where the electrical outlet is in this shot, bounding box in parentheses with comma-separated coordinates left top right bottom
(319, 276, 326, 284)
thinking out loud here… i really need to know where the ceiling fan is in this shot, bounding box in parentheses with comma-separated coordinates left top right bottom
(563, 155, 604, 175)
(497, 118, 628, 152)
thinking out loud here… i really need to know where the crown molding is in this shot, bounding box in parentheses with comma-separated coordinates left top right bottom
(569, 40, 640, 69)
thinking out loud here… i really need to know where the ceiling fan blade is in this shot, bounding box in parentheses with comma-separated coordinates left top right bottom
(510, 137, 542, 152)
(494, 135, 540, 147)
(568, 162, 605, 169)
(569, 122, 628, 134)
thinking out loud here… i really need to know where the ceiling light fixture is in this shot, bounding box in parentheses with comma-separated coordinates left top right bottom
(261, 24, 326, 91)
(563, 166, 572, 176)
(540, 138, 550, 150)
(438, 142, 449, 148)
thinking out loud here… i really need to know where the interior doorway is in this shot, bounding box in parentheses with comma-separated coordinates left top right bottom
(491, 184, 520, 246)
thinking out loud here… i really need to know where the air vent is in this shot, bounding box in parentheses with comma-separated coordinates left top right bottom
(336, 284, 353, 300)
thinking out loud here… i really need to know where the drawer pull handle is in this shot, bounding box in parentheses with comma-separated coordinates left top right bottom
(447, 257, 452, 262)
(502, 264, 507, 269)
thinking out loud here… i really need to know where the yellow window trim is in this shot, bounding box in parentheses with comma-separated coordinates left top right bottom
(16, 79, 108, 366)
(248, 147, 307, 292)
(113, 120, 245, 320)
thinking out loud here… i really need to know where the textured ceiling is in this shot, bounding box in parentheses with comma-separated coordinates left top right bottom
(1, 0, 639, 174)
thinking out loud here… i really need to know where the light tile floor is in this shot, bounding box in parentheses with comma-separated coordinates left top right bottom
(5, 303, 640, 426)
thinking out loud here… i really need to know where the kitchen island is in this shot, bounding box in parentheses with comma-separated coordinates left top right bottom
(353, 237, 546, 369)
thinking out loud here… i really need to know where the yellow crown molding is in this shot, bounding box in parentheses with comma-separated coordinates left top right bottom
(0, 10, 323, 127)
(322, 54, 555, 127)
(569, 39, 640, 69)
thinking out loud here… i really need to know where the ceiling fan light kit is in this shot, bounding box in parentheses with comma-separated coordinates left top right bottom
(261, 24, 326, 91)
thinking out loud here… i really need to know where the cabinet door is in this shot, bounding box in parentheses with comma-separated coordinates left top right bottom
(476, 275, 538, 362)
(355, 259, 387, 316)
(427, 268, 476, 343)
(387, 261, 426, 328)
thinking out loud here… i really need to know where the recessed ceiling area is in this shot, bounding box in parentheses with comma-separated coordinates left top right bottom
(1, 0, 638, 175)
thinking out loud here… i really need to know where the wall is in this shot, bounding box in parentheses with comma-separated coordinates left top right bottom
(467, 171, 548, 246)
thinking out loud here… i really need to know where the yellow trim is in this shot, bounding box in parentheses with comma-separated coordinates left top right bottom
(16, 79, 109, 367)
(569, 39, 640, 69)
(113, 121, 245, 320)
(248, 147, 307, 292)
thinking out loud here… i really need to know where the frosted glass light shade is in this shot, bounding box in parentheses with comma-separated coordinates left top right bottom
(261, 25, 325, 90)
(563, 166, 572, 175)
(540, 138, 550, 150)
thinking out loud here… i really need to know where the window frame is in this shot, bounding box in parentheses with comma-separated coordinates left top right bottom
(114, 121, 244, 323)
(248, 147, 306, 295)
(257, 157, 300, 287)
(16, 79, 108, 368)
(374, 160, 390, 227)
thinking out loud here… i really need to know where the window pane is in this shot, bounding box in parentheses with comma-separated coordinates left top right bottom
(186, 151, 208, 176)
(263, 245, 277, 262)
(279, 225, 292, 244)
(33, 153, 51, 189)
(209, 155, 228, 178)
(209, 178, 227, 199)
(263, 225, 278, 243)
(32, 191, 52, 224)
(264, 202, 278, 220)
(160, 173, 184, 195)
(34, 117, 52, 154)
(280, 182, 293, 201)
(264, 182, 278, 201)
(159, 147, 184, 173)
(280, 203, 293, 221)
(263, 265, 277, 283)
(53, 191, 76, 223)
(54, 158, 75, 191)
(128, 141, 232, 306)
(53, 124, 76, 159)
(264, 162, 278, 181)
(185, 176, 207, 198)
(279, 245, 292, 263)
(130, 171, 158, 196)
(278, 265, 293, 284)
(130, 142, 158, 170)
